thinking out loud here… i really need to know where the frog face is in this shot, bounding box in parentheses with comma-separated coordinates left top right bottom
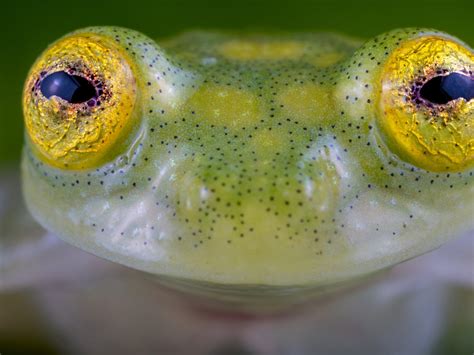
(21, 27, 473, 300)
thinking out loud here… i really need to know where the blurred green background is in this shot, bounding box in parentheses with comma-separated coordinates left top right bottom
(1, 0, 472, 166)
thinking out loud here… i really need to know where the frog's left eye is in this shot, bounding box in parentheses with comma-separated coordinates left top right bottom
(377, 36, 473, 172)
(23, 33, 139, 170)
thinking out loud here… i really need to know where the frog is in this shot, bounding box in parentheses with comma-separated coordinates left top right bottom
(18, 26, 473, 306)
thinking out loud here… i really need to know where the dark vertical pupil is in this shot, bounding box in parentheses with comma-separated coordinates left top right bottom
(40, 71, 97, 104)
(420, 72, 474, 105)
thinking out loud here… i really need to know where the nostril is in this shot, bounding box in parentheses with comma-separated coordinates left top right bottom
(419, 72, 474, 105)
(40, 71, 97, 104)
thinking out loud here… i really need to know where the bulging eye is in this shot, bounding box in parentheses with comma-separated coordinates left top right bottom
(377, 35, 473, 172)
(23, 33, 139, 170)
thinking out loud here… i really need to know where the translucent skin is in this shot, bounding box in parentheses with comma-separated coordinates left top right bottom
(22, 27, 474, 301)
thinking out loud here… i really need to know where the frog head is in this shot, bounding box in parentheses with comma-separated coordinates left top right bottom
(21, 27, 473, 304)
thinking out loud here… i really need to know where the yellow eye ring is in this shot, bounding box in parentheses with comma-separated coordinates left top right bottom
(23, 33, 139, 170)
(378, 36, 473, 172)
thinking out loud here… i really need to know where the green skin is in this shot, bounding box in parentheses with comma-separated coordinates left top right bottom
(22, 27, 473, 303)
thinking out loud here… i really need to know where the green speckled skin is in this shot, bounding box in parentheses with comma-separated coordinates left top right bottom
(22, 27, 473, 301)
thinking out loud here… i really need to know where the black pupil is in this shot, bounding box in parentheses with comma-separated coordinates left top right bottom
(40, 71, 97, 104)
(420, 72, 474, 105)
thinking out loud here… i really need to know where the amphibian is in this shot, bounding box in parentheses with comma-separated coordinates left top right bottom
(21, 27, 473, 302)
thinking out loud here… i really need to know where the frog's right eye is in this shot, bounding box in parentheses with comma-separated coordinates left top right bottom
(23, 33, 139, 170)
(377, 35, 473, 172)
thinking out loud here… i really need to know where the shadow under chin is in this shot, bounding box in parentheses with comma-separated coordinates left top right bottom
(1, 239, 472, 355)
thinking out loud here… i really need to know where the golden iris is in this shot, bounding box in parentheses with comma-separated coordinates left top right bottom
(23, 33, 138, 170)
(378, 36, 473, 172)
